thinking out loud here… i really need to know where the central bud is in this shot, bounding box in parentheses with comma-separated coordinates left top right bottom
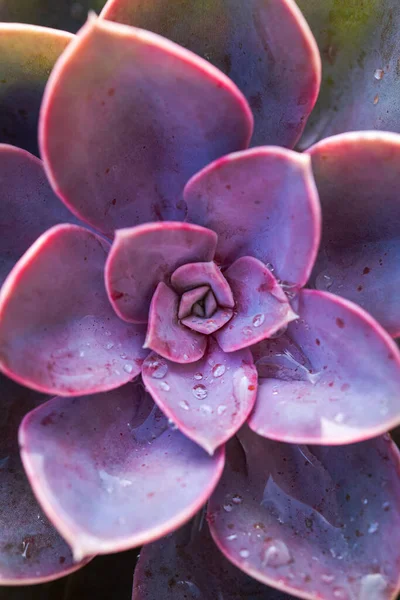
(171, 261, 234, 335)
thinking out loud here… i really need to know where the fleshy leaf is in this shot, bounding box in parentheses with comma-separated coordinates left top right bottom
(132, 515, 292, 600)
(248, 289, 400, 445)
(0, 374, 89, 584)
(181, 307, 233, 336)
(215, 256, 298, 353)
(106, 223, 217, 323)
(145, 283, 207, 364)
(208, 427, 400, 600)
(171, 261, 234, 308)
(0, 24, 73, 156)
(297, 0, 400, 147)
(308, 132, 400, 337)
(0, 224, 147, 396)
(185, 147, 321, 286)
(0, 144, 81, 287)
(19, 382, 225, 560)
(142, 339, 257, 454)
(0, 0, 106, 32)
(40, 16, 253, 237)
(100, 0, 321, 147)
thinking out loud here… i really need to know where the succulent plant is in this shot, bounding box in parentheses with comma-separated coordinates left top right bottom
(1, 1, 400, 599)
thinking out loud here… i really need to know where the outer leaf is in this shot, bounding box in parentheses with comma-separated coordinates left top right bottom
(0, 224, 147, 396)
(208, 427, 400, 600)
(142, 339, 257, 454)
(40, 16, 253, 237)
(0, 24, 72, 156)
(297, 0, 400, 147)
(0, 144, 81, 287)
(100, 0, 321, 147)
(0, 375, 89, 585)
(185, 147, 321, 286)
(248, 289, 400, 445)
(105, 223, 217, 324)
(145, 283, 207, 363)
(132, 516, 293, 600)
(19, 383, 225, 560)
(0, 0, 106, 32)
(308, 132, 400, 337)
(215, 256, 298, 353)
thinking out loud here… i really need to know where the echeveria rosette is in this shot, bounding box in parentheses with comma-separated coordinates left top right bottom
(0, 5, 399, 600)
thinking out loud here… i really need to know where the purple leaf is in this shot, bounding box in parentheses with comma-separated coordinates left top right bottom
(19, 382, 225, 561)
(100, 0, 321, 147)
(40, 16, 253, 237)
(208, 427, 400, 600)
(0, 144, 82, 287)
(105, 222, 217, 324)
(297, 0, 400, 147)
(145, 283, 207, 363)
(0, 24, 72, 156)
(308, 132, 400, 337)
(171, 261, 234, 309)
(248, 289, 400, 445)
(142, 339, 257, 454)
(0, 374, 89, 584)
(0, 224, 147, 396)
(185, 147, 321, 286)
(215, 256, 298, 353)
(132, 514, 293, 600)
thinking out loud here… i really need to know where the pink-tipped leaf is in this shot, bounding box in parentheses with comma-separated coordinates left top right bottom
(0, 225, 147, 396)
(142, 339, 257, 454)
(19, 382, 225, 561)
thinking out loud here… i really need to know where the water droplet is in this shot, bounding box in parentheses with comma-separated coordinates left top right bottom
(252, 314, 265, 328)
(194, 372, 203, 380)
(21, 538, 33, 559)
(192, 384, 208, 399)
(333, 587, 349, 599)
(212, 364, 226, 378)
(373, 94, 379, 105)
(79, 349, 85, 357)
(242, 326, 253, 336)
(232, 494, 243, 505)
(183, 353, 189, 361)
(368, 521, 379, 534)
(272, 387, 279, 395)
(159, 381, 170, 391)
(200, 404, 212, 415)
(226, 533, 237, 541)
(149, 360, 168, 379)
(217, 404, 227, 415)
(362, 498, 368, 505)
(223, 503, 233, 512)
(382, 501, 390, 511)
(266, 262, 275, 272)
(321, 574, 335, 584)
(262, 540, 292, 567)
(374, 68, 384, 80)
(168, 418, 178, 430)
(105, 342, 114, 350)
(176, 580, 203, 599)
(179, 400, 190, 411)
(334, 412, 344, 423)
(359, 573, 386, 600)
(120, 352, 127, 359)
(315, 271, 334, 291)
(123, 363, 133, 374)
(239, 549, 250, 558)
